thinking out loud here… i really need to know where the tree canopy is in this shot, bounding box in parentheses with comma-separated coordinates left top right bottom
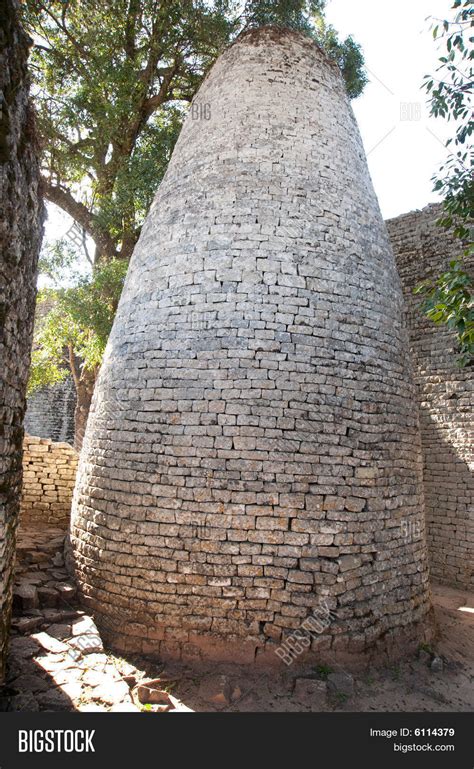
(25, 0, 234, 262)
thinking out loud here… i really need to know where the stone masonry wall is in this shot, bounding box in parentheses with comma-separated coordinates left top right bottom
(70, 27, 432, 666)
(387, 204, 473, 589)
(20, 436, 78, 528)
(25, 378, 76, 444)
(0, 0, 43, 683)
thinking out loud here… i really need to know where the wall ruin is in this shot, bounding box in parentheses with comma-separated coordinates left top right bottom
(20, 436, 78, 529)
(24, 379, 76, 444)
(387, 204, 473, 590)
(0, 0, 43, 683)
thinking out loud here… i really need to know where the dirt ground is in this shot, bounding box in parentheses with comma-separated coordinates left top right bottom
(134, 582, 474, 713)
(2, 525, 473, 713)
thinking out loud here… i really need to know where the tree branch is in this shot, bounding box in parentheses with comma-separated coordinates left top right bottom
(42, 178, 118, 261)
(68, 343, 80, 392)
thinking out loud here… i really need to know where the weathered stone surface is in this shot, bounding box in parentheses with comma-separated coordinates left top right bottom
(12, 616, 43, 634)
(10, 693, 40, 712)
(61, 681, 84, 701)
(53, 553, 65, 567)
(11, 673, 50, 693)
(4, 525, 146, 713)
(71, 616, 98, 636)
(25, 377, 76, 444)
(197, 675, 232, 708)
(37, 587, 59, 608)
(68, 634, 103, 655)
(110, 702, 141, 712)
(79, 703, 108, 712)
(0, 0, 43, 683)
(45, 623, 72, 641)
(36, 689, 73, 711)
(91, 680, 131, 705)
(294, 678, 327, 709)
(136, 685, 172, 706)
(418, 649, 431, 666)
(9, 636, 40, 659)
(13, 584, 39, 611)
(327, 672, 354, 697)
(387, 203, 473, 591)
(57, 584, 77, 604)
(82, 669, 106, 687)
(20, 436, 78, 528)
(31, 632, 69, 654)
(34, 653, 72, 673)
(69, 26, 431, 663)
(338, 555, 362, 573)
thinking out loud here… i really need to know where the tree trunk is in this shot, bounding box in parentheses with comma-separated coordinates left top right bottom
(0, 0, 43, 683)
(73, 370, 96, 452)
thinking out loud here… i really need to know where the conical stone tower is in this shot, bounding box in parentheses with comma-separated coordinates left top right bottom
(70, 27, 432, 665)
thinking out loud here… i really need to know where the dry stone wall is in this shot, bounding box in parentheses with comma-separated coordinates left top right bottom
(70, 27, 432, 666)
(387, 204, 473, 589)
(24, 378, 76, 444)
(0, 0, 43, 683)
(20, 436, 78, 528)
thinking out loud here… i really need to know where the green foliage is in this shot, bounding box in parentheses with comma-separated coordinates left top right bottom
(418, 0, 473, 364)
(38, 237, 81, 285)
(414, 259, 473, 367)
(314, 23, 367, 99)
(418, 642, 434, 655)
(93, 106, 184, 242)
(242, 0, 324, 31)
(29, 260, 128, 394)
(424, 0, 473, 241)
(23, 0, 234, 259)
(314, 664, 332, 680)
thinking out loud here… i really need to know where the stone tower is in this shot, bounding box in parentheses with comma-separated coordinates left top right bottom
(0, 0, 43, 682)
(70, 27, 432, 665)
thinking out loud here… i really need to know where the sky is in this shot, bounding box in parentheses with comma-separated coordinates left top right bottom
(325, 0, 452, 219)
(43, 0, 454, 268)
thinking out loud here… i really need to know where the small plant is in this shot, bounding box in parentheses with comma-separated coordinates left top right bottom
(335, 692, 348, 704)
(314, 664, 332, 680)
(418, 642, 434, 656)
(414, 259, 473, 368)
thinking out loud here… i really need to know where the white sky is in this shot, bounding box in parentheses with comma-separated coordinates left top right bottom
(43, 0, 452, 263)
(325, 0, 452, 219)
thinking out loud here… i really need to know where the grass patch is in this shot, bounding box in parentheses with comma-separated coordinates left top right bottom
(314, 664, 333, 680)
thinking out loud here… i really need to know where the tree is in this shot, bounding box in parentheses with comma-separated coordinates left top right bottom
(26, 0, 367, 445)
(417, 0, 473, 366)
(29, 260, 128, 448)
(24, 0, 234, 264)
